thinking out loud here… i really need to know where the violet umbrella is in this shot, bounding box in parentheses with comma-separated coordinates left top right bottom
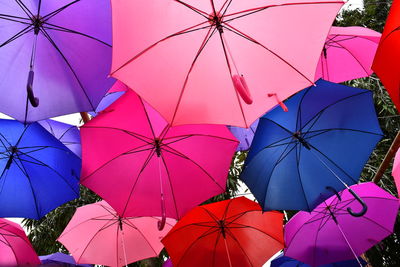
(58, 201, 175, 267)
(315, 26, 381, 83)
(40, 252, 91, 267)
(80, 90, 238, 229)
(0, 218, 40, 266)
(227, 119, 259, 151)
(39, 120, 81, 158)
(284, 182, 399, 267)
(110, 0, 344, 127)
(88, 81, 128, 117)
(0, 0, 114, 123)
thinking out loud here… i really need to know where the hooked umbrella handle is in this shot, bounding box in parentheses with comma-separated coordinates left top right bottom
(347, 187, 368, 217)
(158, 198, 167, 231)
(27, 70, 39, 107)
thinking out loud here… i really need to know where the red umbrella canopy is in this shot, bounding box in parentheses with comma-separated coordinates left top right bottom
(372, 0, 400, 111)
(162, 197, 284, 267)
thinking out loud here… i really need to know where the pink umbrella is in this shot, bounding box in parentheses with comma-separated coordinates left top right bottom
(315, 26, 381, 83)
(284, 182, 399, 267)
(80, 90, 238, 228)
(110, 0, 344, 127)
(58, 201, 175, 267)
(0, 218, 40, 266)
(392, 148, 400, 197)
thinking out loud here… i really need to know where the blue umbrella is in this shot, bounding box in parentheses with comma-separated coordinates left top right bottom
(40, 252, 91, 267)
(0, 119, 81, 219)
(271, 253, 367, 267)
(39, 120, 81, 158)
(241, 79, 383, 212)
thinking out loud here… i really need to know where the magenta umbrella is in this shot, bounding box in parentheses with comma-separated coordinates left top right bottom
(284, 182, 399, 267)
(58, 201, 174, 267)
(392, 148, 400, 199)
(110, 0, 344, 127)
(0, 218, 40, 266)
(315, 26, 381, 83)
(80, 90, 238, 228)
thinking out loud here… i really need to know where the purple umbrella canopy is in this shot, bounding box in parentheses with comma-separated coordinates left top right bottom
(284, 182, 399, 267)
(88, 81, 128, 117)
(0, 0, 114, 123)
(38, 119, 81, 158)
(227, 119, 259, 151)
(40, 252, 91, 267)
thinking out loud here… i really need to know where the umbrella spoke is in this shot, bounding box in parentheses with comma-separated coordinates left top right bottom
(39, 28, 96, 110)
(43, 22, 111, 47)
(295, 142, 311, 211)
(0, 14, 31, 25)
(174, 0, 209, 19)
(159, 152, 181, 219)
(42, 0, 80, 21)
(0, 24, 32, 48)
(82, 126, 154, 144)
(224, 230, 254, 266)
(15, 0, 34, 19)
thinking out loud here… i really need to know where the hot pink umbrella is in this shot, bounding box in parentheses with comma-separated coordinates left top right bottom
(80, 90, 238, 228)
(58, 201, 175, 267)
(110, 0, 344, 127)
(392, 148, 400, 197)
(315, 26, 381, 83)
(0, 218, 40, 266)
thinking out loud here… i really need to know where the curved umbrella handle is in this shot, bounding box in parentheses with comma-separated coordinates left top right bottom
(325, 186, 342, 201)
(158, 199, 166, 231)
(347, 188, 368, 217)
(27, 70, 39, 107)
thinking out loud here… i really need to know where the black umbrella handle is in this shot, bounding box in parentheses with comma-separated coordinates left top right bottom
(347, 188, 368, 217)
(27, 70, 39, 107)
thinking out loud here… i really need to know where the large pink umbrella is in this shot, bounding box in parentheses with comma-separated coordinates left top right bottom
(0, 218, 40, 266)
(58, 201, 175, 267)
(80, 90, 238, 228)
(315, 26, 381, 83)
(110, 0, 344, 127)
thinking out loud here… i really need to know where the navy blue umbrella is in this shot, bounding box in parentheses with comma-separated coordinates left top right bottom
(0, 119, 81, 219)
(241, 80, 383, 212)
(271, 253, 367, 267)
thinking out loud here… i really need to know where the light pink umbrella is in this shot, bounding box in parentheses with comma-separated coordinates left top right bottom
(80, 90, 238, 228)
(315, 26, 381, 83)
(58, 201, 175, 267)
(392, 148, 400, 198)
(110, 0, 344, 127)
(0, 218, 40, 266)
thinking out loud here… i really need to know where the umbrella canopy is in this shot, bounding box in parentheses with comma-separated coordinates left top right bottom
(284, 182, 399, 267)
(110, 0, 344, 127)
(163, 259, 173, 267)
(39, 119, 81, 158)
(315, 26, 381, 83)
(0, 0, 114, 123)
(392, 148, 400, 198)
(58, 201, 174, 267)
(241, 79, 383, 211)
(88, 81, 128, 117)
(80, 90, 238, 224)
(271, 253, 367, 267)
(0, 119, 81, 219)
(372, 0, 400, 111)
(0, 218, 40, 266)
(227, 119, 259, 151)
(162, 197, 284, 267)
(40, 252, 91, 267)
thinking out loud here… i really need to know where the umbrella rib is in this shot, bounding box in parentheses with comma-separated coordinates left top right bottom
(160, 145, 225, 191)
(201, 207, 222, 223)
(300, 91, 370, 132)
(43, 23, 111, 47)
(39, 28, 96, 111)
(305, 128, 383, 137)
(222, 23, 314, 86)
(262, 118, 295, 136)
(211, 228, 223, 267)
(111, 21, 212, 75)
(0, 14, 31, 25)
(42, 0, 80, 21)
(58, 125, 77, 140)
(81, 126, 154, 144)
(170, 25, 219, 125)
(174, 0, 209, 19)
(225, 230, 254, 267)
(0, 235, 19, 265)
(295, 143, 312, 211)
(14, 0, 34, 19)
(58, 214, 113, 237)
(221, 198, 235, 221)
(228, 222, 285, 246)
(138, 97, 157, 140)
(121, 220, 159, 256)
(296, 84, 313, 130)
(159, 151, 181, 219)
(0, 24, 32, 48)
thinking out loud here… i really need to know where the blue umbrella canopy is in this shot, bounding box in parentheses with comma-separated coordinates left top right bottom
(271, 253, 367, 267)
(0, 119, 81, 219)
(241, 79, 383, 211)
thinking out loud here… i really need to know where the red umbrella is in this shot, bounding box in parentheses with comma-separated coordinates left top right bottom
(110, 0, 344, 127)
(372, 0, 400, 111)
(162, 197, 284, 267)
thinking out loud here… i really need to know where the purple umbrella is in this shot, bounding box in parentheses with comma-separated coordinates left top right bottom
(88, 81, 128, 117)
(40, 252, 91, 267)
(227, 119, 259, 151)
(0, 0, 114, 123)
(285, 182, 399, 267)
(38, 119, 81, 158)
